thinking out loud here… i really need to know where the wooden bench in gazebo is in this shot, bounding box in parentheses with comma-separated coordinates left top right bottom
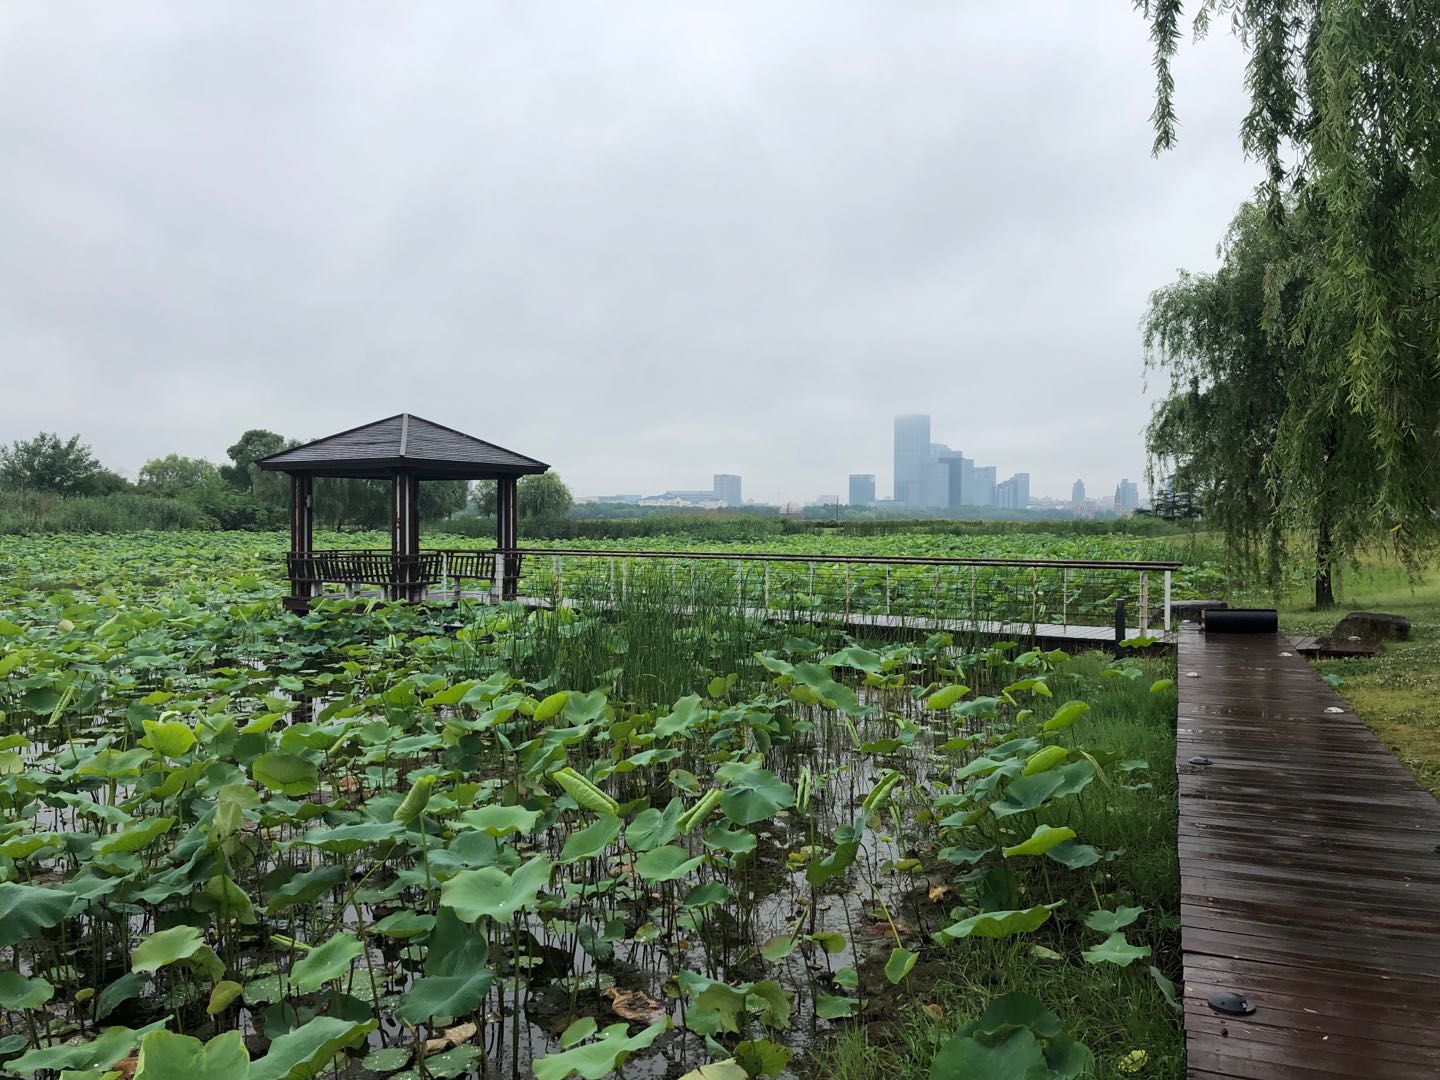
(258, 413, 548, 612)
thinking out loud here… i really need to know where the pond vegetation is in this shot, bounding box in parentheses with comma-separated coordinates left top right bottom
(0, 533, 1182, 1079)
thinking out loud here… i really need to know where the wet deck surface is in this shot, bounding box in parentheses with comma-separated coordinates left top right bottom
(1176, 628, 1440, 1079)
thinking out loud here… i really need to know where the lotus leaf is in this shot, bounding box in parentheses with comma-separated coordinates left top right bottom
(934, 903, 1062, 942)
(634, 845, 705, 883)
(678, 1061, 747, 1080)
(1081, 932, 1151, 967)
(132, 1030, 248, 1080)
(1002, 824, 1076, 858)
(0, 883, 74, 947)
(248, 1016, 377, 1080)
(884, 946, 917, 984)
(289, 932, 364, 993)
(0, 971, 53, 1010)
(132, 924, 208, 973)
(558, 814, 620, 863)
(531, 1018, 669, 1080)
(8, 1020, 166, 1075)
(624, 799, 683, 851)
(814, 994, 859, 1019)
(927, 684, 970, 709)
(654, 695, 707, 738)
(459, 805, 541, 837)
(394, 970, 493, 1025)
(1045, 840, 1101, 868)
(715, 762, 793, 825)
(1043, 700, 1090, 731)
(251, 752, 319, 796)
(929, 1027, 1047, 1080)
(1084, 905, 1144, 933)
(990, 772, 1066, 818)
(441, 855, 551, 922)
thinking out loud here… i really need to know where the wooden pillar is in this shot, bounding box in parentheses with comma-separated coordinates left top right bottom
(496, 475, 519, 599)
(390, 471, 420, 601)
(286, 473, 313, 611)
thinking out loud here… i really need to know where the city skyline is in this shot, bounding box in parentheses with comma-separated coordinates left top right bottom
(582, 413, 1143, 510)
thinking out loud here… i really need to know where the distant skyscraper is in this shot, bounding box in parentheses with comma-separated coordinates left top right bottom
(893, 414, 930, 508)
(713, 474, 742, 507)
(926, 443, 954, 509)
(1072, 479, 1086, 509)
(848, 473, 876, 506)
(971, 465, 996, 508)
(943, 453, 973, 507)
(995, 473, 1031, 510)
(1114, 478, 1139, 514)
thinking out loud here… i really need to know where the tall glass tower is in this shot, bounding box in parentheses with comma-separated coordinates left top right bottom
(893, 414, 930, 507)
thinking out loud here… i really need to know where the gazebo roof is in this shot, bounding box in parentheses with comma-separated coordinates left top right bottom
(258, 413, 549, 479)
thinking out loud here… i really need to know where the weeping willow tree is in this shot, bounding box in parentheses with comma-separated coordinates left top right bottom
(1145, 201, 1370, 605)
(1139, 1, 1440, 606)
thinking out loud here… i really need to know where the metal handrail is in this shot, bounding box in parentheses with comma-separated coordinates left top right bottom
(492, 546, 1181, 572)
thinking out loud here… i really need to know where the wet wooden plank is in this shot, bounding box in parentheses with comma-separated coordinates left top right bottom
(1176, 628, 1440, 1078)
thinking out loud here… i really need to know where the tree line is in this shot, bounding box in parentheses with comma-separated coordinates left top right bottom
(0, 429, 572, 533)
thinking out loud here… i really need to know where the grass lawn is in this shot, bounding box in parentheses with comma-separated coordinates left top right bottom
(1270, 560, 1440, 798)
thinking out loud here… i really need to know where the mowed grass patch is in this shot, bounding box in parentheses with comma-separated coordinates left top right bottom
(1275, 561, 1440, 797)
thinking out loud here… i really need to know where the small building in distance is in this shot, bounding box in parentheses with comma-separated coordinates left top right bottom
(713, 473, 742, 507)
(640, 490, 725, 508)
(1115, 478, 1140, 515)
(848, 473, 876, 506)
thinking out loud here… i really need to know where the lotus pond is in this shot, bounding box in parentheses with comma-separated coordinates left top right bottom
(0, 532, 1184, 1079)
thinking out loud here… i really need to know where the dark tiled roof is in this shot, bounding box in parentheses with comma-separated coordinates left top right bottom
(258, 414, 549, 477)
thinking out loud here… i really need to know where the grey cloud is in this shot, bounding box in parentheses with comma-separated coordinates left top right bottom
(0, 2, 1258, 502)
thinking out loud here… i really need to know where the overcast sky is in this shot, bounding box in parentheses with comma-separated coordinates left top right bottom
(0, 3, 1258, 503)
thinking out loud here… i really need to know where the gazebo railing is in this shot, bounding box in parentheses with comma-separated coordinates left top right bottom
(287, 549, 502, 600)
(493, 547, 1181, 635)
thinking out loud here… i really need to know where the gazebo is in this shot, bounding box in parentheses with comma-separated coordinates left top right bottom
(258, 414, 548, 612)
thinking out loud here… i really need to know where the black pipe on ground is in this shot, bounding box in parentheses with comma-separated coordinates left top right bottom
(1201, 608, 1279, 634)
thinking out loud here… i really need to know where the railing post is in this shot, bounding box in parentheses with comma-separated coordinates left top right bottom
(1030, 568, 1039, 633)
(763, 561, 770, 612)
(885, 564, 892, 616)
(844, 565, 851, 618)
(1061, 568, 1069, 628)
(1163, 569, 1172, 633)
(1138, 571, 1150, 634)
(609, 558, 616, 603)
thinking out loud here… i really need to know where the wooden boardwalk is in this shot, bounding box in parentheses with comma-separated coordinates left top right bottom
(1176, 628, 1440, 1079)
